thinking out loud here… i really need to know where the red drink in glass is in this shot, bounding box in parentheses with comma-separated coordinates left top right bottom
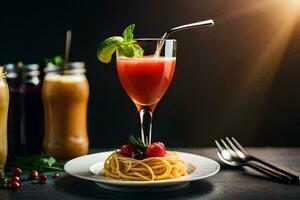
(117, 56, 176, 112)
(116, 39, 176, 145)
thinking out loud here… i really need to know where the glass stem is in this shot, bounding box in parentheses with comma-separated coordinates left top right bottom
(139, 107, 153, 146)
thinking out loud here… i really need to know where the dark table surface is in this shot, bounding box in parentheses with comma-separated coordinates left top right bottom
(1, 148, 299, 200)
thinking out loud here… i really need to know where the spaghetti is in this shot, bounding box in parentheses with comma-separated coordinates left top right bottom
(103, 151, 187, 181)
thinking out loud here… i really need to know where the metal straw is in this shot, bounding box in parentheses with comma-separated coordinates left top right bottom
(155, 19, 214, 56)
(65, 30, 72, 63)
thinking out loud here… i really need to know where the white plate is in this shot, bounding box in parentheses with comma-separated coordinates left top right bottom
(64, 151, 220, 192)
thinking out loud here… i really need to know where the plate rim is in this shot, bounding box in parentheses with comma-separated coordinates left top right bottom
(64, 151, 220, 186)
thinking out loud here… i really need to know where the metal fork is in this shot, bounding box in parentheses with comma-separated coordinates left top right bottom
(215, 139, 292, 183)
(226, 137, 300, 184)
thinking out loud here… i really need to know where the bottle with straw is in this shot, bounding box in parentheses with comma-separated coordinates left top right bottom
(42, 30, 90, 159)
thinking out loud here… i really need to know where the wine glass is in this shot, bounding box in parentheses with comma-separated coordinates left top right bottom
(116, 38, 176, 145)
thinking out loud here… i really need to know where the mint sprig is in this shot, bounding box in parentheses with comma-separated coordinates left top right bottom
(97, 24, 144, 63)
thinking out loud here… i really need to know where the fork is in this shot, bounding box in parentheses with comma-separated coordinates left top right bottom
(215, 139, 292, 183)
(225, 137, 300, 183)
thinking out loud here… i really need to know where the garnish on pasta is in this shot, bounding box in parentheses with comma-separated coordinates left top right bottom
(103, 135, 187, 181)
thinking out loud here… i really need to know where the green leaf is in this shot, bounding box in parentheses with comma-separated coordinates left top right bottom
(118, 43, 144, 58)
(40, 155, 56, 167)
(117, 44, 134, 57)
(53, 56, 64, 65)
(48, 157, 56, 167)
(97, 36, 124, 63)
(131, 43, 144, 57)
(122, 24, 135, 42)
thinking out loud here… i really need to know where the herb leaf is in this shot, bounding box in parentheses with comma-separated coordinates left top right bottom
(48, 157, 56, 167)
(117, 42, 144, 58)
(53, 56, 64, 65)
(131, 43, 144, 57)
(97, 24, 143, 64)
(40, 156, 56, 167)
(122, 24, 135, 42)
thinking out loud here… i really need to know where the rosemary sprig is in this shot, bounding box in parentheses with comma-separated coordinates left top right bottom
(128, 135, 148, 150)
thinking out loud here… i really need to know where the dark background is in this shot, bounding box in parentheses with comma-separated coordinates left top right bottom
(1, 0, 300, 147)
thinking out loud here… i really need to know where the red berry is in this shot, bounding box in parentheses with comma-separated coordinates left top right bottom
(12, 168, 22, 177)
(157, 142, 166, 151)
(10, 181, 20, 190)
(120, 144, 136, 157)
(10, 176, 20, 183)
(145, 142, 167, 157)
(39, 174, 48, 184)
(52, 172, 60, 179)
(29, 170, 39, 180)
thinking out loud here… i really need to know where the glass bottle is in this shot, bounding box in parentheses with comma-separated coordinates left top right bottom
(0, 66, 10, 177)
(6, 63, 21, 159)
(19, 64, 44, 155)
(42, 62, 89, 159)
